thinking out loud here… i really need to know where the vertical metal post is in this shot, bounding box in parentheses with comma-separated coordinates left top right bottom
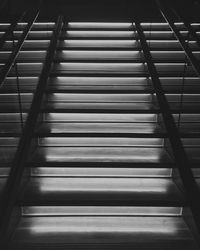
(135, 21, 200, 237)
(0, 14, 63, 248)
(157, 0, 200, 77)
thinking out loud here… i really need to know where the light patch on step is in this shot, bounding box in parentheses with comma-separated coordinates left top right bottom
(29, 216, 179, 234)
(38, 178, 170, 193)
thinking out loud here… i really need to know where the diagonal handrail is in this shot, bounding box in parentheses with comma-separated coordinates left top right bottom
(0, 12, 26, 50)
(170, 3, 200, 49)
(0, 10, 40, 88)
(157, 0, 200, 77)
(135, 21, 200, 237)
(0, 12, 63, 249)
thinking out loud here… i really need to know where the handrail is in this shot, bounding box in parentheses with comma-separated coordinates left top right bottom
(0, 12, 26, 50)
(157, 0, 200, 77)
(171, 4, 200, 49)
(0, 15, 63, 247)
(135, 21, 200, 236)
(0, 9, 40, 88)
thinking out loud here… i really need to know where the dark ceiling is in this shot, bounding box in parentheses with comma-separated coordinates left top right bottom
(0, 0, 200, 22)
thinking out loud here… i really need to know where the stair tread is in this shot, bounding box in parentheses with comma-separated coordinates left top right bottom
(29, 146, 173, 163)
(1, 19, 200, 249)
(20, 176, 184, 206)
(10, 216, 197, 248)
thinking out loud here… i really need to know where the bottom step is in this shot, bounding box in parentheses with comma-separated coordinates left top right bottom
(9, 207, 198, 250)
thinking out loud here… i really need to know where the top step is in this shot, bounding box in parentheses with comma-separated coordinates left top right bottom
(68, 22, 133, 30)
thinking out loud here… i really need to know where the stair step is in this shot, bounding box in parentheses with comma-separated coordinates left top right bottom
(29, 147, 172, 163)
(2, 76, 199, 93)
(10, 215, 198, 250)
(36, 123, 163, 135)
(68, 22, 133, 29)
(58, 39, 199, 50)
(2, 30, 200, 40)
(19, 176, 184, 206)
(1, 19, 200, 250)
(21, 206, 182, 216)
(30, 167, 172, 177)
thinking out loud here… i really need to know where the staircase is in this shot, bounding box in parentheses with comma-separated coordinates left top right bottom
(0, 20, 200, 249)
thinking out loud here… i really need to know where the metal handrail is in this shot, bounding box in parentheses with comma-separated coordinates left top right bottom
(0, 15, 63, 248)
(0, 10, 40, 88)
(157, 0, 200, 77)
(135, 21, 200, 237)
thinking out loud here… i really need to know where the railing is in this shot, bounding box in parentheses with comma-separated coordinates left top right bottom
(0, 0, 199, 248)
(135, 19, 200, 246)
(0, 11, 63, 250)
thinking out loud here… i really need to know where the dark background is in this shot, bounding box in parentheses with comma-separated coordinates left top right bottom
(0, 0, 200, 22)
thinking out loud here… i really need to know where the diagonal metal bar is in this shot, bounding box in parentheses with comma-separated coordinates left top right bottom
(172, 6, 200, 49)
(135, 21, 200, 234)
(0, 15, 63, 242)
(0, 12, 27, 50)
(0, 10, 39, 88)
(157, 0, 200, 77)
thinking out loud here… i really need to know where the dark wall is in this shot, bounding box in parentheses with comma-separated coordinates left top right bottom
(0, 0, 200, 21)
